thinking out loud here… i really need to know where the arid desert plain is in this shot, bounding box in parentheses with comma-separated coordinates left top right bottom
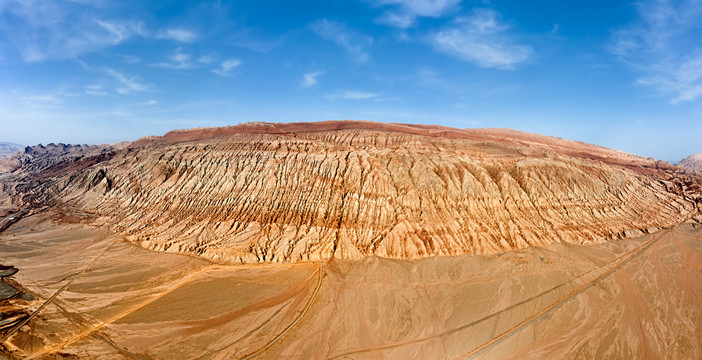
(0, 121, 700, 359)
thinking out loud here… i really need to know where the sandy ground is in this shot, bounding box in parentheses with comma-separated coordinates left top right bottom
(0, 211, 700, 359)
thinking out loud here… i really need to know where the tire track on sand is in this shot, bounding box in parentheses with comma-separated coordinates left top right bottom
(326, 227, 672, 359)
(1, 237, 116, 344)
(240, 259, 326, 360)
(457, 227, 672, 360)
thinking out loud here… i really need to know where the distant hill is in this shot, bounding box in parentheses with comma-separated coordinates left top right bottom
(0, 142, 23, 157)
(0, 143, 125, 173)
(679, 153, 702, 171)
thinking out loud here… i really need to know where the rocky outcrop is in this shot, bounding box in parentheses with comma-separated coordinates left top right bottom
(0, 142, 127, 213)
(679, 153, 702, 171)
(0, 143, 126, 174)
(23, 121, 700, 264)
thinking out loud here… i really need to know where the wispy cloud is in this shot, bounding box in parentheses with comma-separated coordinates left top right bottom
(85, 84, 109, 96)
(212, 58, 242, 76)
(430, 9, 532, 69)
(197, 54, 215, 64)
(0, 0, 146, 62)
(105, 67, 151, 94)
(156, 28, 198, 43)
(302, 71, 324, 87)
(370, 0, 460, 28)
(73, 59, 152, 95)
(154, 48, 210, 69)
(311, 19, 372, 62)
(0, 2, 202, 63)
(154, 49, 233, 74)
(20, 94, 62, 106)
(224, 29, 284, 53)
(327, 91, 379, 100)
(95, 19, 147, 43)
(609, 0, 702, 103)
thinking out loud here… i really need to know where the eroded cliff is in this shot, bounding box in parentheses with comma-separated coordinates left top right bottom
(17, 121, 699, 264)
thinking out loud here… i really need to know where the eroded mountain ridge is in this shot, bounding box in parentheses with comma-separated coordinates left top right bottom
(3, 121, 701, 264)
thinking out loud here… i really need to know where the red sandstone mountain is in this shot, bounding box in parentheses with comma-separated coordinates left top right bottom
(3, 121, 701, 264)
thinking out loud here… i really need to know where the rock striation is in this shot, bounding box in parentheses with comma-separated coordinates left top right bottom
(7, 121, 702, 264)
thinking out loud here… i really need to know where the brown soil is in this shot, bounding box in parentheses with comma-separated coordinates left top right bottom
(0, 213, 699, 359)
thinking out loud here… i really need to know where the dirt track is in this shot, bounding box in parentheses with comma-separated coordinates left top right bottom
(457, 227, 672, 359)
(0, 212, 700, 359)
(324, 227, 674, 359)
(241, 260, 326, 360)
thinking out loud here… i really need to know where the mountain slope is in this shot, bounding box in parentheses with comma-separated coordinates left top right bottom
(8, 121, 702, 264)
(1, 121, 700, 360)
(680, 153, 702, 171)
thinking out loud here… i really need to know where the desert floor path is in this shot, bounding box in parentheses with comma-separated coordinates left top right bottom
(1, 235, 116, 344)
(0, 211, 700, 359)
(323, 227, 673, 359)
(240, 259, 326, 360)
(457, 227, 672, 359)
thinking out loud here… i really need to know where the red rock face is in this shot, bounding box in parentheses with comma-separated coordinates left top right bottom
(12, 121, 702, 264)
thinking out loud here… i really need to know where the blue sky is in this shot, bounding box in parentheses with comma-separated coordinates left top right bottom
(1, 0, 701, 162)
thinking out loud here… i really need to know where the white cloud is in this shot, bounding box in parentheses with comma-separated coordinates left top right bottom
(221, 58, 241, 72)
(0, 0, 148, 62)
(377, 12, 415, 28)
(376, 0, 460, 16)
(430, 9, 532, 69)
(224, 29, 283, 53)
(303, 71, 324, 87)
(20, 95, 61, 106)
(85, 84, 108, 96)
(609, 0, 702, 103)
(154, 50, 238, 74)
(154, 47, 199, 69)
(0, 2, 203, 62)
(311, 19, 372, 62)
(212, 58, 242, 76)
(327, 91, 379, 100)
(105, 67, 151, 94)
(73, 60, 151, 95)
(371, 0, 460, 28)
(197, 54, 214, 64)
(156, 28, 198, 43)
(637, 55, 702, 103)
(95, 20, 146, 43)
